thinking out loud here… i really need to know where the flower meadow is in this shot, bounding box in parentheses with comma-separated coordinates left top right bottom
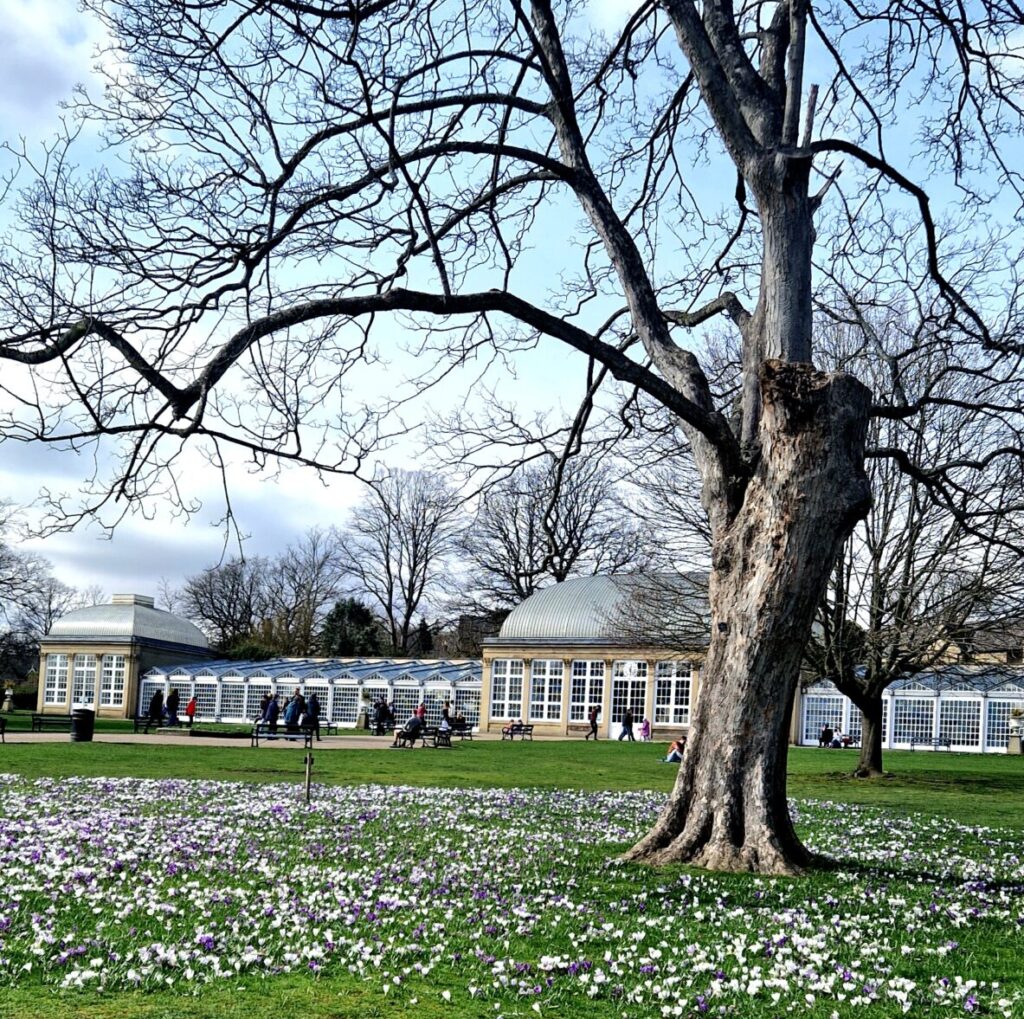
(0, 774, 1021, 1018)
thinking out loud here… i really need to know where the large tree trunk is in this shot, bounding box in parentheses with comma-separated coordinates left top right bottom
(624, 362, 871, 874)
(851, 695, 885, 778)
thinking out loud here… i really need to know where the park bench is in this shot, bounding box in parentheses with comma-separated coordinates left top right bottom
(450, 722, 473, 740)
(305, 718, 338, 740)
(390, 725, 452, 748)
(910, 737, 952, 751)
(251, 722, 313, 748)
(31, 713, 73, 732)
(501, 723, 534, 741)
(133, 714, 184, 733)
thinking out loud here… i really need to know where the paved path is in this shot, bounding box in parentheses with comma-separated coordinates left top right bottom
(0, 730, 554, 749)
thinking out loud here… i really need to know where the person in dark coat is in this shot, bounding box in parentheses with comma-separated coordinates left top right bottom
(618, 708, 635, 741)
(148, 689, 164, 725)
(166, 688, 181, 727)
(391, 713, 423, 748)
(283, 688, 304, 732)
(306, 692, 322, 741)
(585, 705, 599, 741)
(262, 695, 280, 734)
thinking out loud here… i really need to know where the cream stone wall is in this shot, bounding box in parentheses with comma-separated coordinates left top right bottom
(481, 643, 704, 738)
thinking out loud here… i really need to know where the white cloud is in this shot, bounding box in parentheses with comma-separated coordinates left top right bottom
(0, 0, 104, 137)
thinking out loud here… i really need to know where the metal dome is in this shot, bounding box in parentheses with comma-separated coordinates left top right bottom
(46, 594, 209, 649)
(497, 574, 708, 644)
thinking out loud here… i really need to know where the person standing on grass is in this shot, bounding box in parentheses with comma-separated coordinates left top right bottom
(618, 708, 635, 741)
(185, 695, 198, 728)
(585, 705, 599, 740)
(166, 688, 180, 727)
(639, 717, 651, 742)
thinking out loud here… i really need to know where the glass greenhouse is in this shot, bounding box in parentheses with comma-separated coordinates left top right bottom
(139, 657, 483, 727)
(799, 666, 1024, 752)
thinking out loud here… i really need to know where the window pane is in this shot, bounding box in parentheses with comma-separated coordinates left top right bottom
(71, 654, 97, 707)
(44, 654, 69, 706)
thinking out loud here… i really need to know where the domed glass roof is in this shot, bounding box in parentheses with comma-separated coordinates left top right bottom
(46, 594, 209, 649)
(497, 574, 708, 644)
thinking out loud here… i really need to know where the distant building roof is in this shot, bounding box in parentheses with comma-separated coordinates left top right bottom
(489, 573, 709, 646)
(808, 664, 1024, 695)
(43, 594, 210, 650)
(143, 657, 481, 683)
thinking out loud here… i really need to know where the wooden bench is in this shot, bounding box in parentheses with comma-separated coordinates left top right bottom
(390, 725, 452, 748)
(133, 714, 181, 734)
(910, 737, 952, 751)
(450, 723, 473, 741)
(251, 722, 313, 748)
(501, 723, 534, 741)
(306, 718, 338, 739)
(31, 713, 73, 732)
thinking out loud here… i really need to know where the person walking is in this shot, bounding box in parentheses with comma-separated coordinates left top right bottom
(185, 695, 198, 728)
(585, 705, 599, 740)
(618, 708, 635, 741)
(306, 691, 322, 741)
(639, 717, 651, 742)
(262, 694, 280, 735)
(148, 688, 164, 726)
(166, 688, 181, 727)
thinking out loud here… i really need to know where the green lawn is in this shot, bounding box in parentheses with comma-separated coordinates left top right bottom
(2, 736, 1022, 828)
(2, 739, 1021, 1018)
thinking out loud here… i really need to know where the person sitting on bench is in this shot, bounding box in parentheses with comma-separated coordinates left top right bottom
(391, 713, 424, 748)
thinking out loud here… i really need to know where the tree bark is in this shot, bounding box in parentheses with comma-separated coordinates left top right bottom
(623, 361, 871, 874)
(851, 694, 885, 778)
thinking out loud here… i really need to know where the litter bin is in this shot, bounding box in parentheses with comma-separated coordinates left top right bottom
(70, 708, 96, 743)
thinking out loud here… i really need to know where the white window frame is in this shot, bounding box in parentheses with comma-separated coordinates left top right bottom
(654, 661, 692, 726)
(489, 659, 524, 719)
(611, 661, 648, 723)
(529, 659, 563, 721)
(569, 660, 604, 722)
(44, 654, 70, 706)
(99, 654, 127, 707)
(71, 654, 98, 707)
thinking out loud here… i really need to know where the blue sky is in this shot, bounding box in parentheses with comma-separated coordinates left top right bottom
(0, 0, 1019, 599)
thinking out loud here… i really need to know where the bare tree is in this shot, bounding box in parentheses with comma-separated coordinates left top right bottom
(462, 458, 653, 606)
(263, 527, 345, 655)
(806, 319, 1024, 777)
(2, 1, 1024, 873)
(180, 557, 271, 652)
(339, 471, 462, 654)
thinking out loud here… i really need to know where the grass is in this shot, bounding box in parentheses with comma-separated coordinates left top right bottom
(1, 736, 1022, 827)
(1, 740, 1021, 1018)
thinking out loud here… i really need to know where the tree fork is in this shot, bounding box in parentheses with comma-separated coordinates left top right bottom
(623, 361, 872, 874)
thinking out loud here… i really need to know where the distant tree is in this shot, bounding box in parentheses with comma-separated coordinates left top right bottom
(805, 324, 1024, 776)
(339, 472, 462, 655)
(181, 528, 345, 655)
(463, 459, 653, 607)
(414, 618, 434, 656)
(180, 556, 271, 652)
(318, 597, 386, 657)
(262, 527, 345, 655)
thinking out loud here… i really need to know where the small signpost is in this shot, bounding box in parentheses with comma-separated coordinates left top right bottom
(303, 752, 314, 803)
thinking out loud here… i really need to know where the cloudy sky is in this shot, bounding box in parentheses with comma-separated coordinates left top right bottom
(0, 0, 624, 598)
